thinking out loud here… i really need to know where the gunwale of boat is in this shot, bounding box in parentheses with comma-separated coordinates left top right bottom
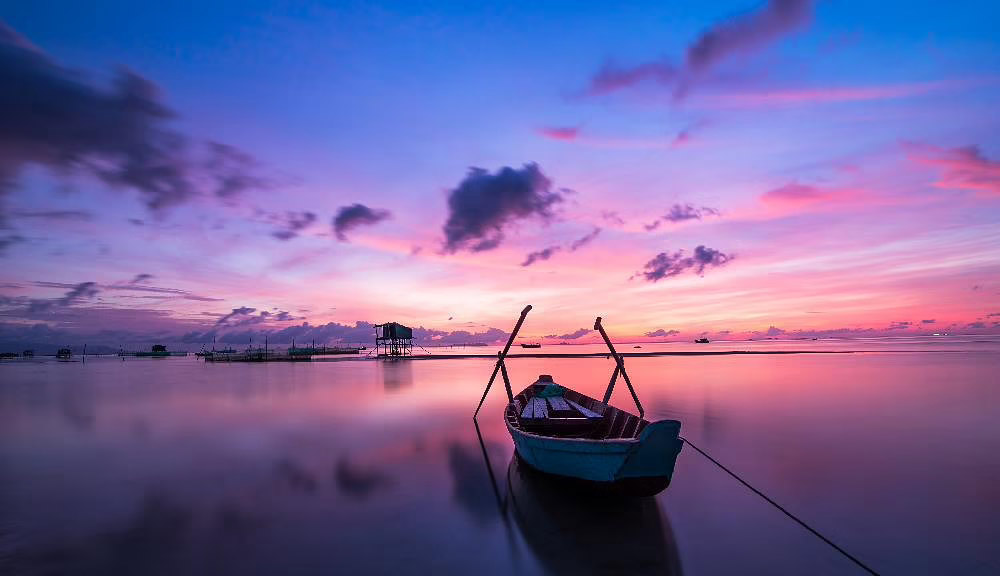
(505, 381, 650, 443)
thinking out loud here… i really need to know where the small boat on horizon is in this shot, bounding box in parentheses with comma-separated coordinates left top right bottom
(56, 347, 72, 360)
(520, 342, 541, 349)
(475, 306, 683, 497)
(694, 337, 710, 344)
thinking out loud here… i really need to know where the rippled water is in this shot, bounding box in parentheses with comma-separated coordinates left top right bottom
(2, 343, 998, 575)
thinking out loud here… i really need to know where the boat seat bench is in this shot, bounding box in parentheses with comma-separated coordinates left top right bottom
(521, 397, 549, 419)
(565, 398, 603, 419)
(546, 396, 571, 411)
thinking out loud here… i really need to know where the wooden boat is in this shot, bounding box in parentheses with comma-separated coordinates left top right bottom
(475, 306, 683, 497)
(520, 342, 541, 348)
(694, 337, 709, 344)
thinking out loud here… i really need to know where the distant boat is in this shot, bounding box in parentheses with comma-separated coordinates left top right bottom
(694, 338, 710, 344)
(56, 348, 72, 359)
(22, 349, 34, 358)
(0, 352, 16, 359)
(520, 342, 542, 349)
(475, 306, 683, 497)
(633, 345, 642, 348)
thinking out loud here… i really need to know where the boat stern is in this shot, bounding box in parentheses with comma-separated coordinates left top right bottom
(616, 420, 683, 483)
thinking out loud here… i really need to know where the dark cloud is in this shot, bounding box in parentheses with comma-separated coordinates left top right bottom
(215, 306, 256, 326)
(587, 0, 813, 98)
(101, 281, 221, 302)
(551, 328, 589, 340)
(601, 210, 625, 226)
(332, 203, 391, 241)
(271, 211, 317, 241)
(0, 233, 24, 255)
(13, 209, 93, 221)
(204, 141, 268, 200)
(0, 22, 267, 219)
(589, 59, 677, 96)
(521, 245, 561, 267)
(966, 321, 986, 329)
(887, 321, 912, 330)
(442, 163, 563, 253)
(645, 328, 680, 337)
(921, 319, 936, 324)
(645, 203, 720, 231)
(637, 245, 734, 282)
(27, 281, 99, 313)
(765, 325, 786, 336)
(686, 0, 813, 73)
(569, 227, 601, 251)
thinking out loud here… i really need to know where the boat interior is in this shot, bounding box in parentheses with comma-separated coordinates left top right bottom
(505, 376, 649, 440)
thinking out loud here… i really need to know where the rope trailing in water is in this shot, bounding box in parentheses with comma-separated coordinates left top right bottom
(679, 436, 881, 576)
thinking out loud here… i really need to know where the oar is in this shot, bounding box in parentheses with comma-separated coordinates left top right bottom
(474, 305, 532, 419)
(595, 316, 644, 417)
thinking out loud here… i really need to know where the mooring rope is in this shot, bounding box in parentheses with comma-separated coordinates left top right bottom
(679, 436, 881, 576)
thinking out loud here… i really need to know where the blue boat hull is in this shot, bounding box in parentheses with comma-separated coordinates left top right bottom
(506, 408, 683, 496)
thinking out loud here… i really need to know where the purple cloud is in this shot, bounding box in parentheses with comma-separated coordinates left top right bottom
(332, 204, 391, 242)
(569, 227, 601, 251)
(27, 281, 100, 313)
(545, 328, 590, 340)
(215, 306, 257, 326)
(0, 22, 268, 219)
(637, 245, 734, 282)
(272, 211, 317, 241)
(521, 246, 561, 267)
(645, 328, 680, 337)
(587, 0, 813, 98)
(646, 203, 721, 231)
(442, 164, 563, 253)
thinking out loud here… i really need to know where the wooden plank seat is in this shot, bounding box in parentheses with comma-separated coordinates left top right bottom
(565, 398, 603, 419)
(520, 397, 549, 419)
(546, 396, 571, 412)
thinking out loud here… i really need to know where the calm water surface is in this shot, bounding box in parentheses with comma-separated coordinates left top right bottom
(2, 343, 999, 575)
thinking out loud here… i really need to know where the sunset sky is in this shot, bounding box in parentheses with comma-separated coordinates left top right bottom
(1, 0, 998, 348)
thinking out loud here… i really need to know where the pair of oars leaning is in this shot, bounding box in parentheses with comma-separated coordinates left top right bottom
(473, 305, 643, 419)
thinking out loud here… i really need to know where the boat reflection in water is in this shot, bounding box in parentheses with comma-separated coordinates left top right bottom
(505, 454, 683, 575)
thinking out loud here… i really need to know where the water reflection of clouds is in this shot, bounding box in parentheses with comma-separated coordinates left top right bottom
(274, 458, 319, 494)
(334, 457, 393, 499)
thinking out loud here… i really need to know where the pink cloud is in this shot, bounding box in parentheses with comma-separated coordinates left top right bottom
(694, 81, 946, 108)
(538, 126, 580, 141)
(905, 143, 1000, 198)
(761, 183, 861, 207)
